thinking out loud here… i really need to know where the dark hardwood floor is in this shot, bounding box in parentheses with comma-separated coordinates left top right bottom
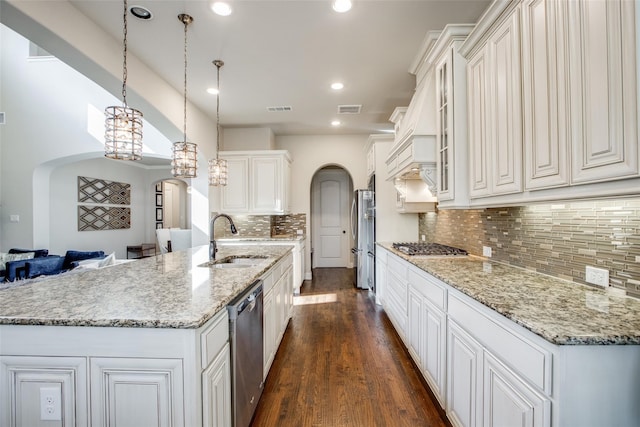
(251, 268, 449, 427)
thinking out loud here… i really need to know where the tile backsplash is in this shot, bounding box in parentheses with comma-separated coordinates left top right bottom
(213, 213, 307, 239)
(419, 198, 640, 296)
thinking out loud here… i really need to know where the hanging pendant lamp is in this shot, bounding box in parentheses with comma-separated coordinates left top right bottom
(171, 13, 198, 178)
(208, 59, 228, 186)
(105, 0, 143, 161)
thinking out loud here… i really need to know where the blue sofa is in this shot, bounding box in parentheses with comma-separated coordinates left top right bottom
(2, 250, 105, 282)
(1, 248, 50, 282)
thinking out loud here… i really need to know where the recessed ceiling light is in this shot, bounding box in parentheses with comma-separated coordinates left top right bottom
(331, 120, 341, 126)
(129, 5, 153, 20)
(211, 2, 232, 16)
(332, 0, 352, 13)
(207, 87, 219, 95)
(331, 82, 344, 90)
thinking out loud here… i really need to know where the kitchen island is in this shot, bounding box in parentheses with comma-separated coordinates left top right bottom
(377, 242, 640, 427)
(0, 244, 294, 427)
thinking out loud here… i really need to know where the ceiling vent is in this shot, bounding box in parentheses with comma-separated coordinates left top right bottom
(267, 106, 293, 112)
(338, 104, 362, 114)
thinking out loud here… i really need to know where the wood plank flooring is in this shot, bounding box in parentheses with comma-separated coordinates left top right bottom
(251, 268, 449, 427)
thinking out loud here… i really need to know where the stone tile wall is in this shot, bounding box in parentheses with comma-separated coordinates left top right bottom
(418, 198, 640, 296)
(213, 213, 307, 238)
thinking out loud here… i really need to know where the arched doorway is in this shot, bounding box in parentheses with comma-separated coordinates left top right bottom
(310, 166, 354, 268)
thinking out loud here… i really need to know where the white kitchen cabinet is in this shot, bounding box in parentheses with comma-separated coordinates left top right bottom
(366, 144, 375, 177)
(568, 0, 638, 184)
(220, 150, 291, 215)
(521, 0, 570, 190)
(375, 246, 388, 306)
(407, 268, 447, 408)
(483, 352, 550, 427)
(432, 25, 473, 208)
(0, 356, 88, 427)
(488, 9, 523, 196)
(262, 253, 293, 379)
(202, 343, 231, 427)
(447, 320, 482, 427)
(383, 252, 409, 340)
(90, 357, 184, 427)
(467, 47, 490, 198)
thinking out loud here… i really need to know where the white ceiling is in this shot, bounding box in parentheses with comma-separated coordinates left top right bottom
(68, 0, 490, 136)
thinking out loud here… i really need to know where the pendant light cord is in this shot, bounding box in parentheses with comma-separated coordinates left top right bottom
(213, 60, 224, 157)
(183, 16, 188, 143)
(122, 0, 129, 106)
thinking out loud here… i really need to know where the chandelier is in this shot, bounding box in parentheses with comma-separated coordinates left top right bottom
(208, 59, 228, 186)
(171, 13, 198, 178)
(105, 0, 143, 161)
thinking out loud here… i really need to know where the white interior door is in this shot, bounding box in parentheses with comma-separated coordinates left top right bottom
(312, 168, 350, 268)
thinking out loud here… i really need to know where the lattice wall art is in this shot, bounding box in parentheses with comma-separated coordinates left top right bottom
(77, 176, 131, 231)
(78, 176, 130, 205)
(78, 206, 131, 231)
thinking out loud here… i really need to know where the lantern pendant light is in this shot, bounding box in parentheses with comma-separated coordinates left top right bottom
(208, 59, 228, 186)
(171, 13, 198, 178)
(105, 0, 143, 161)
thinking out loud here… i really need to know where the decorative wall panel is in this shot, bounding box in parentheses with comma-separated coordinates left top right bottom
(78, 176, 130, 205)
(78, 206, 131, 231)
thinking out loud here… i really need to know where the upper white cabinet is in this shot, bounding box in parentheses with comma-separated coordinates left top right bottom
(430, 25, 474, 208)
(220, 150, 291, 215)
(568, 0, 638, 184)
(521, 0, 570, 190)
(461, 0, 639, 206)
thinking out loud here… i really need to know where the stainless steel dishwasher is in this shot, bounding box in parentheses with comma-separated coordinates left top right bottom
(227, 279, 264, 427)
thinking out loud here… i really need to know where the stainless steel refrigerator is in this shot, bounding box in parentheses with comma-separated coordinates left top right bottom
(350, 188, 375, 290)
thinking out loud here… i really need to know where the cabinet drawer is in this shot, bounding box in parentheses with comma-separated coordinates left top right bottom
(448, 292, 552, 393)
(200, 310, 230, 369)
(387, 254, 408, 280)
(408, 266, 447, 310)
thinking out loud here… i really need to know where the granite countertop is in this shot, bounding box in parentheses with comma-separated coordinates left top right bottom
(0, 245, 293, 329)
(217, 235, 305, 242)
(378, 242, 640, 345)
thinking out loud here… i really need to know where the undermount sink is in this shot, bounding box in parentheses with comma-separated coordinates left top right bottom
(199, 255, 268, 269)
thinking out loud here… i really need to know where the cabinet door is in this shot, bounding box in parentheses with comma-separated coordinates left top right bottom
(220, 157, 249, 212)
(263, 290, 276, 379)
(202, 343, 231, 427)
(251, 156, 282, 213)
(447, 321, 482, 427)
(1, 356, 88, 427)
(483, 352, 550, 427)
(422, 301, 446, 407)
(407, 286, 423, 367)
(522, 0, 570, 190)
(569, 0, 638, 183)
(467, 48, 491, 198)
(90, 357, 184, 427)
(436, 51, 453, 201)
(488, 10, 523, 195)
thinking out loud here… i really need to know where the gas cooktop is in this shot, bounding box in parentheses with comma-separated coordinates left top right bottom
(392, 242, 468, 256)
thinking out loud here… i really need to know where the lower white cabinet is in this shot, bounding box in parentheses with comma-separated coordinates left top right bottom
(90, 357, 184, 427)
(447, 320, 482, 427)
(483, 351, 549, 427)
(378, 247, 640, 427)
(263, 253, 293, 379)
(202, 343, 231, 427)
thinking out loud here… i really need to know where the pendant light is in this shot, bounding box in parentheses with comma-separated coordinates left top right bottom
(105, 0, 143, 161)
(208, 59, 228, 186)
(171, 13, 198, 178)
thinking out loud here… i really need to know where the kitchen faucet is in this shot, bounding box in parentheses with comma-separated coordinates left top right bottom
(210, 214, 238, 260)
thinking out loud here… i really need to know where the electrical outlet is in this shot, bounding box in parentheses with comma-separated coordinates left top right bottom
(40, 386, 61, 421)
(482, 246, 492, 257)
(421, 235, 426, 241)
(585, 266, 609, 288)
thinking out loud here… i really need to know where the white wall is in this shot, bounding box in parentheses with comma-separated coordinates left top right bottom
(276, 134, 369, 278)
(0, 26, 209, 252)
(223, 128, 275, 150)
(49, 158, 153, 258)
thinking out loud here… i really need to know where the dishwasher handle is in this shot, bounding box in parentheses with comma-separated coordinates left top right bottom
(228, 279, 263, 319)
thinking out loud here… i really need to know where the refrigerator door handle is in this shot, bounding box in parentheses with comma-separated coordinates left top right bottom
(350, 197, 356, 240)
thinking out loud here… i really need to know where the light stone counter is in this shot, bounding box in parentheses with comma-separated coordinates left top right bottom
(379, 242, 640, 345)
(0, 244, 293, 329)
